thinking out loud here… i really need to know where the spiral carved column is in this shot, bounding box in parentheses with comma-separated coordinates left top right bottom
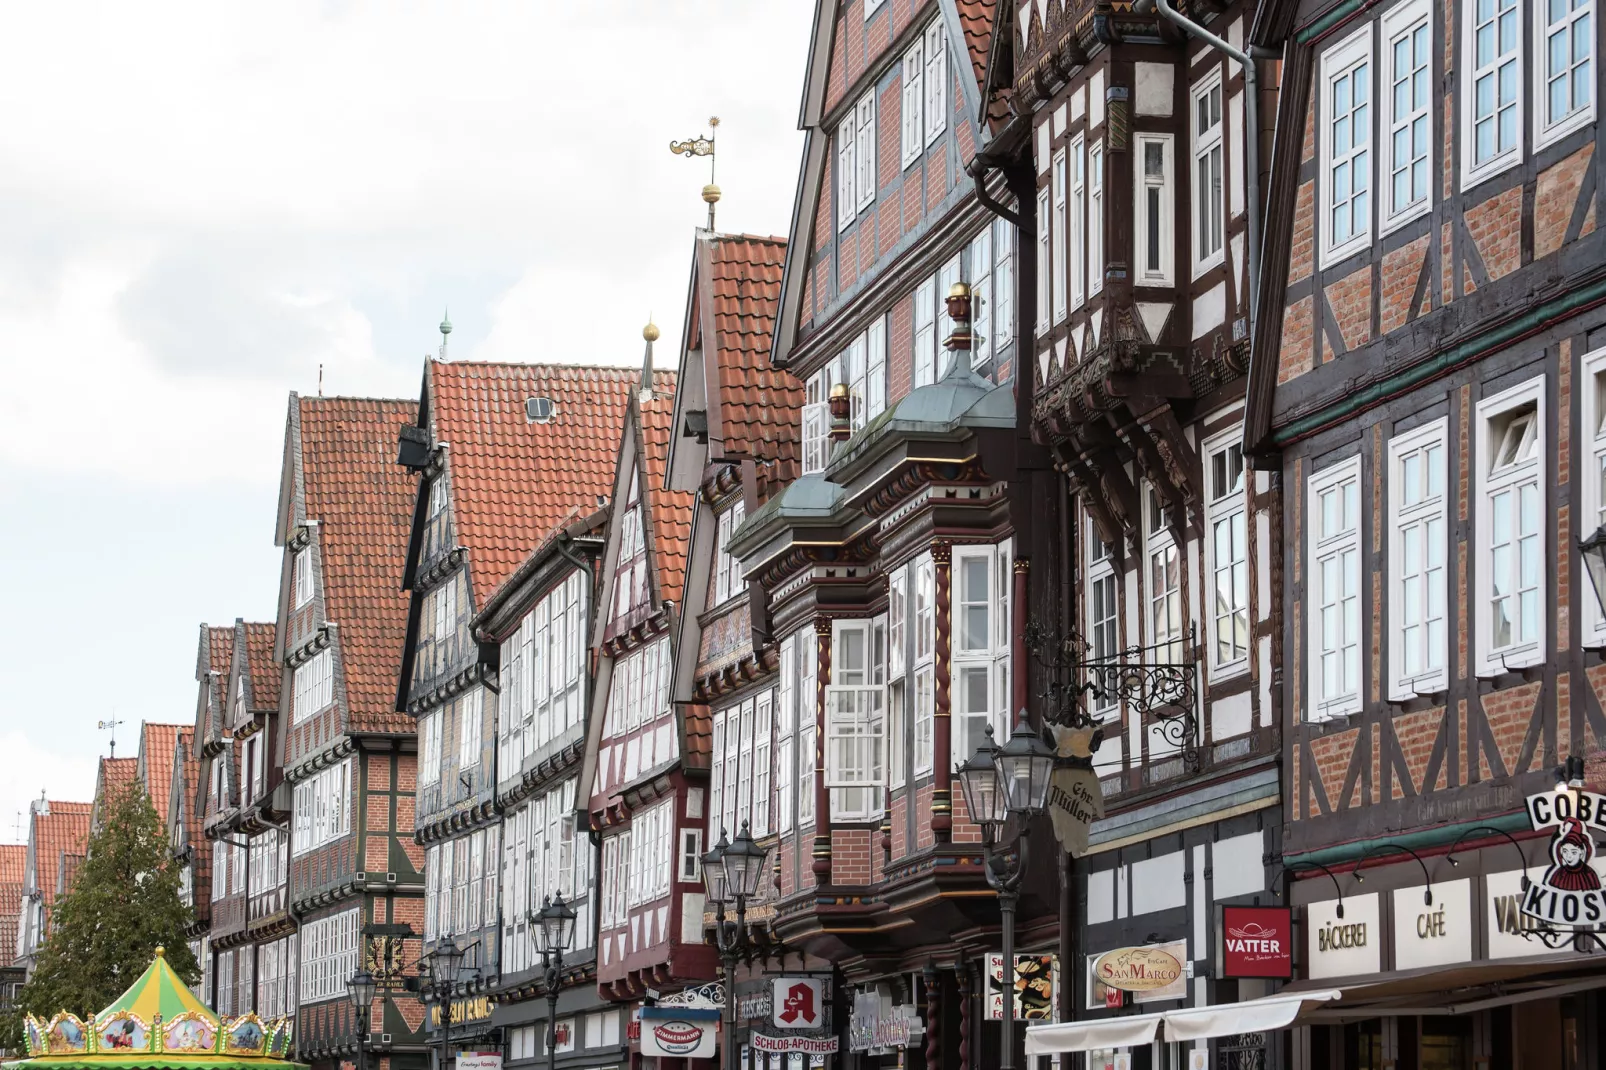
(957, 963, 972, 1070)
(931, 540, 953, 841)
(923, 965, 942, 1070)
(811, 616, 833, 885)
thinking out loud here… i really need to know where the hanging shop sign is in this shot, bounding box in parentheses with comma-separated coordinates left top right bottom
(753, 1034, 840, 1055)
(458, 1054, 502, 1070)
(849, 990, 922, 1052)
(1220, 906, 1293, 978)
(739, 989, 774, 1023)
(1090, 943, 1186, 1003)
(984, 954, 1059, 1020)
(1487, 869, 1577, 958)
(1522, 789, 1606, 927)
(638, 1006, 719, 1060)
(1391, 878, 1472, 969)
(1305, 893, 1379, 979)
(430, 996, 495, 1027)
(772, 978, 826, 1029)
(1047, 732, 1105, 857)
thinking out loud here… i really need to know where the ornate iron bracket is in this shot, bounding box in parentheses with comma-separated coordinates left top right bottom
(1024, 619, 1201, 770)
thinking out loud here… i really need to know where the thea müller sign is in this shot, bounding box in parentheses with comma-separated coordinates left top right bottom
(1523, 789, 1606, 927)
(1045, 760, 1104, 857)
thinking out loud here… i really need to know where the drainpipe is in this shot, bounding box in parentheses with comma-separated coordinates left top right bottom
(1134, 0, 1264, 337)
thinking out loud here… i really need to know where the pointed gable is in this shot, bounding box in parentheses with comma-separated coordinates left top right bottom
(641, 388, 694, 606)
(243, 622, 280, 713)
(425, 362, 653, 598)
(296, 396, 417, 733)
(30, 801, 91, 915)
(0, 843, 24, 960)
(195, 624, 234, 751)
(136, 722, 185, 825)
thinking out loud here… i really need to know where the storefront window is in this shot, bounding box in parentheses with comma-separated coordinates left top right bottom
(1419, 1015, 1470, 1070)
(1344, 1021, 1383, 1070)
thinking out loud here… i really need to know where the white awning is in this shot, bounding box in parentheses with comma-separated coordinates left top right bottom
(1023, 1012, 1165, 1055)
(1163, 990, 1344, 1042)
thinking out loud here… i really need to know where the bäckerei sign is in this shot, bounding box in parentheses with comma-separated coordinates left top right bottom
(1522, 789, 1606, 927)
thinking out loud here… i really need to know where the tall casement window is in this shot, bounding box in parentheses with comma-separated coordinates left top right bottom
(924, 20, 947, 144)
(912, 256, 962, 387)
(1069, 135, 1087, 309)
(292, 548, 314, 608)
(1051, 149, 1068, 322)
(502, 780, 584, 973)
(456, 686, 483, 772)
(1476, 377, 1545, 674)
(498, 570, 587, 776)
(1537, 0, 1595, 145)
(952, 540, 1012, 768)
(419, 708, 442, 786)
(913, 554, 935, 773)
(1308, 457, 1363, 720)
(709, 690, 776, 840)
(826, 617, 887, 821)
(1035, 187, 1052, 333)
(887, 569, 909, 786)
(291, 759, 352, 856)
(299, 908, 359, 1004)
(1084, 520, 1119, 721)
(1382, 0, 1432, 230)
(596, 637, 673, 791)
(1464, 0, 1523, 183)
(714, 500, 747, 606)
(802, 319, 890, 475)
(879, 554, 936, 787)
(1088, 142, 1105, 296)
(613, 469, 647, 621)
(1133, 134, 1175, 286)
(1205, 431, 1249, 675)
(1145, 490, 1184, 670)
(291, 649, 332, 725)
(968, 220, 1015, 369)
(1191, 70, 1226, 273)
(1387, 419, 1449, 698)
(775, 630, 819, 830)
(902, 38, 924, 167)
(803, 369, 830, 473)
(1320, 28, 1372, 265)
(838, 90, 877, 231)
(1585, 349, 1606, 644)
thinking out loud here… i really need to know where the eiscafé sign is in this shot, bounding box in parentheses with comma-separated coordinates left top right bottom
(1092, 944, 1184, 993)
(1219, 906, 1292, 978)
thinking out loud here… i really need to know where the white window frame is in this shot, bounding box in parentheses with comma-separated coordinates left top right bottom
(1191, 68, 1227, 275)
(1134, 133, 1176, 286)
(1462, 0, 1524, 187)
(865, 0, 886, 17)
(1381, 0, 1434, 233)
(913, 553, 936, 776)
(1535, 0, 1596, 147)
(1070, 134, 1087, 309)
(826, 618, 886, 822)
(457, 686, 483, 772)
(292, 549, 314, 609)
(923, 20, 947, 145)
(837, 115, 856, 232)
(855, 92, 877, 214)
(1084, 516, 1120, 721)
(1088, 141, 1105, 297)
(951, 541, 1011, 770)
(1051, 148, 1068, 322)
(1204, 426, 1250, 678)
(1386, 418, 1450, 698)
(803, 367, 831, 474)
(1035, 187, 1052, 332)
(1582, 348, 1606, 646)
(714, 500, 747, 606)
(1319, 26, 1374, 267)
(796, 630, 819, 828)
(1307, 457, 1364, 721)
(419, 707, 441, 787)
(292, 649, 333, 725)
(914, 273, 938, 388)
(902, 40, 924, 168)
(1475, 376, 1546, 675)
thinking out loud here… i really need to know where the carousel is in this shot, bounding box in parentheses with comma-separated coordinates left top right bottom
(7, 948, 302, 1070)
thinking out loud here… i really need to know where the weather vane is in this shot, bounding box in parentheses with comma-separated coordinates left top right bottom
(97, 717, 124, 757)
(670, 116, 721, 230)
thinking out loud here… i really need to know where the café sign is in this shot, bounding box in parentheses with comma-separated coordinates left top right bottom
(1092, 945, 1183, 993)
(1391, 878, 1471, 969)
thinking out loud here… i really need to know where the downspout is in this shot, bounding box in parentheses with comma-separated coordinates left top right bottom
(1135, 0, 1265, 337)
(967, 114, 1030, 229)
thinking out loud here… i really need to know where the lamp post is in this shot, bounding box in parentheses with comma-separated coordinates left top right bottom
(430, 940, 465, 1070)
(955, 714, 1056, 1070)
(347, 969, 377, 1070)
(700, 821, 769, 1070)
(531, 894, 577, 1070)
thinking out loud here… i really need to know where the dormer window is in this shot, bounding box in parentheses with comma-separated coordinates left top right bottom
(428, 477, 447, 517)
(714, 500, 747, 606)
(292, 549, 313, 609)
(233, 677, 246, 724)
(613, 470, 647, 622)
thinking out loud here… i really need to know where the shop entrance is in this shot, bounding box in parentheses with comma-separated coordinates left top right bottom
(1318, 994, 1596, 1070)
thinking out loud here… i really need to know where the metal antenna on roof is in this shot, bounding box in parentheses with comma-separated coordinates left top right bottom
(670, 116, 720, 230)
(439, 308, 453, 362)
(97, 717, 124, 757)
(318, 363, 324, 397)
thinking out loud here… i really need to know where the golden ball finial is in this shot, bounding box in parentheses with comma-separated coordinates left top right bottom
(643, 322, 661, 343)
(155, 946, 166, 958)
(829, 382, 850, 399)
(703, 183, 722, 204)
(948, 281, 972, 299)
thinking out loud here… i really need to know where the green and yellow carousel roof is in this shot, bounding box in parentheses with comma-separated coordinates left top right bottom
(8, 949, 303, 1070)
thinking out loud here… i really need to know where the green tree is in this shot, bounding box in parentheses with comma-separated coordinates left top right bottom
(12, 779, 198, 1029)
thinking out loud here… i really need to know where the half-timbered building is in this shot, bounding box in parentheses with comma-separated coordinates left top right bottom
(1248, 0, 1606, 1059)
(584, 350, 704, 1012)
(398, 359, 642, 1067)
(12, 796, 90, 975)
(276, 394, 425, 1070)
(187, 623, 235, 1002)
(167, 723, 205, 996)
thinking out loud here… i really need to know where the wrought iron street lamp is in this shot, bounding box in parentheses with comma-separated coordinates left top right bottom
(955, 714, 1057, 1070)
(347, 970, 377, 1070)
(531, 894, 577, 1070)
(701, 821, 769, 1070)
(430, 940, 465, 1070)
(1580, 525, 1606, 618)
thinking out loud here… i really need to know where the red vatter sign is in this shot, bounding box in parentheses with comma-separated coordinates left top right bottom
(1221, 906, 1293, 978)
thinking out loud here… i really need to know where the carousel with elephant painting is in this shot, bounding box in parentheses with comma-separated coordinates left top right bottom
(7, 948, 301, 1070)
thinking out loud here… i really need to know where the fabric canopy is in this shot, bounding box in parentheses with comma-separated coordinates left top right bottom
(1163, 990, 1343, 1041)
(1023, 1013, 1165, 1055)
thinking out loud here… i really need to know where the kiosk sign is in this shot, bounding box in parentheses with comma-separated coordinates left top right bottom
(1522, 789, 1606, 927)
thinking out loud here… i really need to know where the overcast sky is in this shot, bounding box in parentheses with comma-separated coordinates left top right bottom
(0, 1, 813, 842)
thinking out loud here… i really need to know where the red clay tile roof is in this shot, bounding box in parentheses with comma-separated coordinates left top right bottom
(31, 802, 91, 912)
(99, 757, 138, 798)
(0, 846, 23, 888)
(298, 397, 418, 735)
(428, 362, 671, 599)
(705, 235, 801, 474)
(243, 623, 280, 712)
(138, 722, 185, 825)
(956, 0, 997, 94)
(206, 626, 233, 678)
(640, 386, 693, 606)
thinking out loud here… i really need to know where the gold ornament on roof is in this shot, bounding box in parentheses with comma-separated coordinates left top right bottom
(670, 117, 722, 229)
